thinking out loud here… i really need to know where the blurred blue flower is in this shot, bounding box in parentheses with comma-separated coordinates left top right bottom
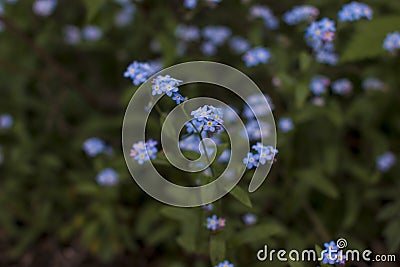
(338, 2, 372, 22)
(332, 78, 353, 95)
(0, 114, 13, 129)
(229, 36, 250, 54)
(362, 77, 385, 91)
(243, 152, 259, 169)
(96, 168, 119, 186)
(184, 0, 198, 9)
(383, 32, 400, 53)
(243, 120, 272, 140)
(130, 139, 158, 165)
(279, 117, 294, 133)
(283, 5, 319, 25)
(218, 149, 231, 163)
(243, 94, 274, 119)
(115, 3, 135, 26)
(202, 203, 214, 211)
(249, 5, 278, 30)
(202, 26, 231, 46)
(82, 137, 105, 157)
(32, 0, 57, 17)
(175, 24, 200, 42)
(201, 41, 217, 56)
(305, 18, 335, 51)
(376, 152, 396, 172)
(243, 213, 257, 225)
(310, 75, 330, 95)
(64, 25, 81, 45)
(124, 61, 158, 86)
(82, 25, 102, 41)
(243, 47, 271, 67)
(215, 260, 234, 267)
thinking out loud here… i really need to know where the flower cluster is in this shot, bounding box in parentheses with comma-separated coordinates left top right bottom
(0, 114, 13, 129)
(206, 214, 226, 231)
(243, 94, 274, 119)
(383, 32, 400, 53)
(376, 152, 396, 172)
(362, 77, 385, 91)
(114, 1, 135, 27)
(124, 61, 159, 86)
(175, 25, 200, 42)
(249, 5, 279, 30)
(338, 1, 372, 22)
(96, 168, 119, 186)
(32, 0, 57, 17)
(283, 5, 319, 25)
(243, 213, 257, 225)
(214, 260, 234, 267)
(243, 120, 272, 140)
(279, 117, 294, 133)
(243, 47, 271, 67)
(322, 241, 346, 265)
(331, 78, 353, 95)
(305, 18, 338, 65)
(82, 137, 106, 157)
(187, 105, 224, 134)
(130, 140, 158, 165)
(201, 25, 231, 55)
(82, 25, 103, 42)
(229, 36, 250, 54)
(151, 75, 184, 104)
(309, 75, 330, 95)
(243, 143, 278, 169)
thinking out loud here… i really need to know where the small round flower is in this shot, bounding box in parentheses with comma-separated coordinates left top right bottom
(202, 26, 231, 46)
(184, 0, 198, 9)
(243, 213, 257, 225)
(0, 114, 13, 129)
(175, 24, 200, 42)
(229, 36, 250, 54)
(124, 61, 158, 86)
(305, 18, 336, 52)
(362, 77, 385, 91)
(242, 120, 272, 140)
(279, 117, 294, 133)
(243, 47, 271, 67)
(172, 93, 185, 104)
(64, 25, 81, 45)
(202, 204, 214, 211)
(331, 78, 353, 95)
(243, 152, 259, 169)
(96, 168, 119, 186)
(201, 41, 217, 56)
(130, 139, 158, 165)
(32, 0, 57, 17)
(215, 260, 234, 267)
(249, 5, 278, 30)
(82, 25, 102, 41)
(82, 137, 105, 157)
(383, 32, 400, 53)
(310, 75, 330, 95)
(283, 5, 319, 25)
(206, 214, 219, 231)
(338, 2, 373, 22)
(252, 143, 278, 164)
(376, 152, 396, 172)
(315, 50, 338, 65)
(115, 3, 135, 26)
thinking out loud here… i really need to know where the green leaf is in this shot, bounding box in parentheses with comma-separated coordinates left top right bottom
(83, 0, 106, 22)
(341, 16, 400, 62)
(229, 185, 252, 208)
(230, 222, 286, 246)
(210, 234, 226, 265)
(295, 169, 339, 199)
(299, 52, 312, 73)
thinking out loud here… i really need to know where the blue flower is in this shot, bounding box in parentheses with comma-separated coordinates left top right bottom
(172, 93, 185, 104)
(243, 47, 271, 67)
(82, 137, 105, 157)
(124, 61, 158, 86)
(201, 41, 217, 56)
(331, 78, 353, 95)
(279, 117, 294, 133)
(184, 0, 198, 9)
(202, 26, 231, 46)
(0, 114, 13, 129)
(283, 5, 319, 25)
(362, 77, 385, 91)
(305, 18, 336, 49)
(229, 36, 250, 54)
(188, 105, 224, 134)
(338, 2, 373, 22)
(82, 25, 102, 41)
(96, 168, 119, 186)
(32, 0, 57, 17)
(64, 25, 81, 45)
(252, 143, 278, 164)
(310, 76, 330, 95)
(242, 120, 272, 140)
(376, 152, 396, 172)
(215, 260, 234, 267)
(175, 24, 200, 42)
(243, 213, 257, 225)
(130, 140, 158, 165)
(383, 32, 400, 53)
(206, 215, 219, 231)
(243, 94, 274, 119)
(115, 3, 135, 27)
(243, 152, 259, 169)
(249, 5, 278, 30)
(151, 75, 183, 100)
(202, 204, 214, 211)
(336, 250, 346, 265)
